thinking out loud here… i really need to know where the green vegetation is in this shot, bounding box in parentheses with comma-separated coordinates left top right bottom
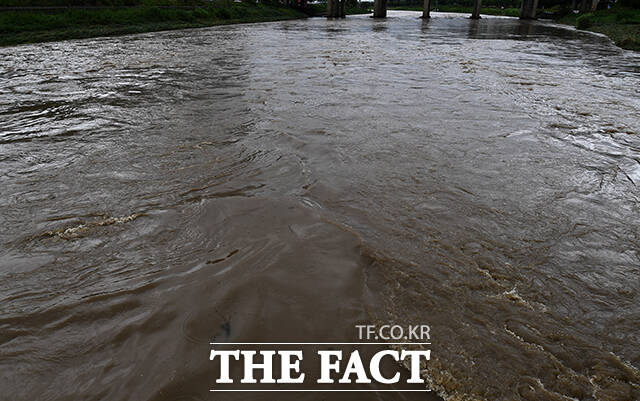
(389, 4, 521, 17)
(0, 0, 209, 6)
(304, 2, 371, 16)
(558, 7, 640, 51)
(0, 2, 307, 46)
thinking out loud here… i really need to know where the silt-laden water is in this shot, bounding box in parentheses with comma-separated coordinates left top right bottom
(1, 11, 640, 401)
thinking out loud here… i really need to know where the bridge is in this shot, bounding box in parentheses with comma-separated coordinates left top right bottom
(327, 0, 546, 20)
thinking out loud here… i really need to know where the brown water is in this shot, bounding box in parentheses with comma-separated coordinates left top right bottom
(1, 10, 640, 401)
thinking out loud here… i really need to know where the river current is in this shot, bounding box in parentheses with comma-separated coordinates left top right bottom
(1, 10, 640, 401)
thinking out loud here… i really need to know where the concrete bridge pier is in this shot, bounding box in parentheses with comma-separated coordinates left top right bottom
(470, 0, 482, 19)
(373, 0, 387, 18)
(422, 0, 432, 18)
(520, 0, 538, 19)
(327, 0, 345, 18)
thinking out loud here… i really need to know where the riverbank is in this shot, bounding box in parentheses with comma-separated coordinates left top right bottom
(0, 3, 307, 47)
(557, 7, 640, 51)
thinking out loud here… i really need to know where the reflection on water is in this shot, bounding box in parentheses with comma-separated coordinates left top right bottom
(1, 11, 640, 401)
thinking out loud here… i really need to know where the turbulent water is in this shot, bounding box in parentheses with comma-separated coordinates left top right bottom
(2, 10, 640, 401)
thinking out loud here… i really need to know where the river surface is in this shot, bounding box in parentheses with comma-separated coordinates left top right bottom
(2, 10, 640, 401)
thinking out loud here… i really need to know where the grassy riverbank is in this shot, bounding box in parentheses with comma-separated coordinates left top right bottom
(389, 5, 521, 17)
(557, 7, 640, 51)
(0, 2, 307, 47)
